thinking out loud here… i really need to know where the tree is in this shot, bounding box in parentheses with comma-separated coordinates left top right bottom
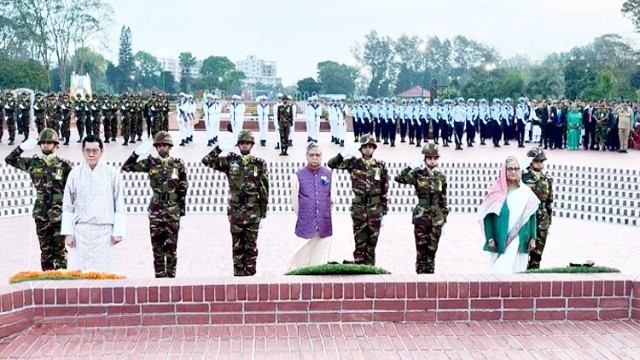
(178, 51, 196, 93)
(622, 0, 640, 32)
(296, 77, 320, 96)
(72, 46, 107, 79)
(0, 53, 49, 90)
(133, 50, 162, 90)
(317, 61, 357, 96)
(352, 30, 396, 97)
(1, 0, 114, 90)
(199, 55, 236, 91)
(159, 70, 176, 94)
(117, 26, 133, 92)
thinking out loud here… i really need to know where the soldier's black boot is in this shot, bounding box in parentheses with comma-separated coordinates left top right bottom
(64, 139, 69, 146)
(207, 140, 212, 147)
(260, 140, 266, 147)
(416, 140, 421, 147)
(391, 141, 395, 147)
(340, 140, 344, 147)
(129, 139, 136, 144)
(179, 140, 185, 146)
(274, 143, 280, 150)
(122, 138, 129, 146)
(8, 139, 14, 146)
(288, 139, 292, 147)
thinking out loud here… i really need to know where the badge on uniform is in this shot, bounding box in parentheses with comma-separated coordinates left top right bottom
(171, 168, 178, 179)
(321, 175, 329, 185)
(230, 162, 240, 174)
(374, 168, 380, 181)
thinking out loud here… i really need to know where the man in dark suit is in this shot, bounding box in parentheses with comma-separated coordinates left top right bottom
(582, 101, 596, 150)
(539, 98, 557, 149)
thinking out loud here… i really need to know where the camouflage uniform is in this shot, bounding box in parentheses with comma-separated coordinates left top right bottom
(594, 107, 609, 150)
(89, 94, 103, 138)
(4, 91, 17, 145)
(45, 93, 60, 134)
(522, 148, 553, 269)
(327, 135, 389, 265)
(5, 129, 73, 270)
(395, 144, 449, 273)
(17, 92, 31, 139)
(102, 95, 113, 143)
(277, 98, 293, 155)
(132, 94, 143, 142)
(74, 94, 87, 141)
(109, 94, 119, 141)
(162, 94, 170, 131)
(122, 132, 188, 277)
(201, 131, 269, 276)
(59, 94, 72, 145)
(0, 94, 5, 142)
(120, 93, 132, 145)
(33, 94, 47, 134)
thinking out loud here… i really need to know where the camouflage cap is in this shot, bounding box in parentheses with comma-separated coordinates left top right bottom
(38, 128, 59, 145)
(527, 147, 547, 162)
(359, 134, 377, 149)
(153, 131, 173, 147)
(421, 143, 440, 157)
(237, 130, 255, 144)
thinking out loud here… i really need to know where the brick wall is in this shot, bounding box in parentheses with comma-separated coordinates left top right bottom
(1, 274, 638, 339)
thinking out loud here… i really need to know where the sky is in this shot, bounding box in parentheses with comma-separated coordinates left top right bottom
(103, 0, 638, 86)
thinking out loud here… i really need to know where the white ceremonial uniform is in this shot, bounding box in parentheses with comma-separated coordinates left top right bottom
(61, 162, 125, 272)
(229, 101, 246, 136)
(256, 100, 270, 142)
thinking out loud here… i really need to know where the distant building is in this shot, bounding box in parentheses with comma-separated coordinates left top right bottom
(235, 55, 281, 87)
(158, 57, 202, 80)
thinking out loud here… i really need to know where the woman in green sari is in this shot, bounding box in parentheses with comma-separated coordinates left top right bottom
(566, 102, 582, 150)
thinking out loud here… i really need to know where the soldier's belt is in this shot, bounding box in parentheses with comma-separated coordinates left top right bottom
(418, 199, 437, 206)
(353, 195, 381, 205)
(153, 192, 176, 202)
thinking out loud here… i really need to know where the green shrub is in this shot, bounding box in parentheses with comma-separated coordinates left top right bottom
(286, 263, 391, 275)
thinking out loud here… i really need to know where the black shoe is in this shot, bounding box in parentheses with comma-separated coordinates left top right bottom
(480, 142, 486, 145)
(207, 140, 212, 147)
(104, 140, 110, 144)
(129, 139, 136, 144)
(260, 140, 266, 147)
(383, 141, 389, 145)
(179, 140, 185, 146)
(111, 138, 116, 141)
(494, 144, 501, 148)
(63, 141, 69, 146)
(518, 144, 525, 148)
(8, 140, 14, 145)
(307, 137, 312, 142)
(77, 139, 83, 143)
(340, 140, 344, 147)
(455, 146, 462, 150)
(137, 137, 142, 142)
(274, 143, 280, 150)
(122, 141, 128, 146)
(443, 143, 449, 147)
(400, 139, 406, 143)
(409, 141, 414, 145)
(467, 144, 474, 148)
(391, 142, 395, 147)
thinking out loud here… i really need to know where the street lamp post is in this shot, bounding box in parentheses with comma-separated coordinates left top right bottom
(134, 60, 142, 91)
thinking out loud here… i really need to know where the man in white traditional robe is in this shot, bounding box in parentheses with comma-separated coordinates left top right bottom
(61, 135, 125, 272)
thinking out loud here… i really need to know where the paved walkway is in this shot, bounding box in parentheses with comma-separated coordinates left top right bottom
(0, 131, 639, 280)
(1, 321, 639, 359)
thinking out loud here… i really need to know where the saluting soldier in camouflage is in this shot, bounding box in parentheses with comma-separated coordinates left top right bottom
(395, 143, 449, 273)
(74, 93, 87, 142)
(522, 147, 553, 269)
(277, 95, 293, 156)
(4, 90, 17, 145)
(59, 93, 72, 145)
(122, 131, 188, 278)
(102, 94, 114, 143)
(328, 134, 389, 265)
(202, 131, 269, 276)
(5, 129, 73, 270)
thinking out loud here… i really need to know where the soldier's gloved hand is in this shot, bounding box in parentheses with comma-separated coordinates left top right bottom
(340, 142, 360, 158)
(259, 218, 265, 229)
(409, 156, 424, 169)
(179, 216, 185, 230)
(19, 138, 38, 151)
(218, 137, 236, 152)
(380, 217, 386, 228)
(134, 140, 154, 156)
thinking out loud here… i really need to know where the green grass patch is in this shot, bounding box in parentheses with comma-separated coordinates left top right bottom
(524, 266, 620, 274)
(286, 263, 391, 275)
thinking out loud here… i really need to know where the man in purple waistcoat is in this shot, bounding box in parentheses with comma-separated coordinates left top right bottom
(285, 143, 335, 271)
